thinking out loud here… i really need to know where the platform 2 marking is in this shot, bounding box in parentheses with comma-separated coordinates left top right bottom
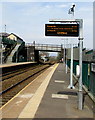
(16, 101, 23, 105)
(52, 94, 68, 99)
(58, 70, 63, 72)
(55, 80, 65, 83)
(18, 94, 34, 98)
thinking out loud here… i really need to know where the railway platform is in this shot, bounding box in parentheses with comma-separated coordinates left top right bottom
(0, 62, 36, 68)
(0, 63, 94, 119)
(0, 62, 37, 74)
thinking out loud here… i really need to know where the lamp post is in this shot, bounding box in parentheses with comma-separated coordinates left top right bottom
(68, 3, 75, 19)
(65, 38, 68, 74)
(68, 41, 75, 89)
(67, 3, 75, 89)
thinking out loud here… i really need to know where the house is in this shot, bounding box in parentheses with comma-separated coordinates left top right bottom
(7, 33, 24, 44)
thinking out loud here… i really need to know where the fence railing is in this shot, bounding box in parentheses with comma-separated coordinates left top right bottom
(67, 59, 95, 98)
(25, 43, 62, 52)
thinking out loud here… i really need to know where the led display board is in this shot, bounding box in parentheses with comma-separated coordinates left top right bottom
(45, 24, 79, 37)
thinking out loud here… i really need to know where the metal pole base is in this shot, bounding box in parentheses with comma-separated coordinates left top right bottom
(78, 91, 83, 110)
(65, 64, 68, 74)
(68, 85, 75, 89)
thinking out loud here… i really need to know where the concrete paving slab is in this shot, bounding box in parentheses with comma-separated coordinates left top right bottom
(1, 63, 94, 119)
(1, 64, 58, 119)
(34, 63, 94, 119)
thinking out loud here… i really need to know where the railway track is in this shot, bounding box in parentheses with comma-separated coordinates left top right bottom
(0, 64, 51, 107)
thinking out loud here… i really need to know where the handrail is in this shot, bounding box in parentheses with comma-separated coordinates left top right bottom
(25, 43, 62, 52)
(25, 43, 62, 48)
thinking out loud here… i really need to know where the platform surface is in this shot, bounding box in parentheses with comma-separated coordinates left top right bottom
(0, 62, 36, 68)
(1, 63, 94, 119)
(0, 63, 58, 119)
(33, 63, 94, 119)
(19, 63, 94, 119)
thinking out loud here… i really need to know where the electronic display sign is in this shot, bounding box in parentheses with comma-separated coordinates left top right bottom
(45, 24, 79, 37)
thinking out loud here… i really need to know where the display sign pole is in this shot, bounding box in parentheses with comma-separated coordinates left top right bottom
(48, 19, 83, 110)
(65, 39, 68, 74)
(78, 19, 83, 110)
(68, 42, 75, 89)
(64, 39, 65, 64)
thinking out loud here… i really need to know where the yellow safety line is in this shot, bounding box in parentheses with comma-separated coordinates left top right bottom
(18, 63, 59, 118)
(0, 64, 58, 110)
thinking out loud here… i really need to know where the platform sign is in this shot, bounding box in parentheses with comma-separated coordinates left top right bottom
(45, 24, 79, 37)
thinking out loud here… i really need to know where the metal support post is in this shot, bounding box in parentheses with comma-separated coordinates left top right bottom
(78, 38, 83, 110)
(62, 44, 64, 64)
(64, 40, 65, 64)
(16, 51, 18, 63)
(68, 43, 75, 89)
(27, 46, 28, 62)
(66, 55, 68, 74)
(0, 44, 2, 64)
(78, 19, 83, 110)
(61, 39, 65, 65)
(65, 39, 68, 74)
(27, 47, 29, 62)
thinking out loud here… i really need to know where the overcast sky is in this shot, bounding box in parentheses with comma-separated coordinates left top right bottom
(1, 0, 94, 50)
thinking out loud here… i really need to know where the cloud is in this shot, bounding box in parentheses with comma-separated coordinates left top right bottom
(77, 5, 93, 13)
(21, 3, 69, 16)
(1, 2, 93, 49)
(57, 4, 69, 8)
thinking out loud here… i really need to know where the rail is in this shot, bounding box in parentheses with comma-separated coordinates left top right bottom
(1, 64, 50, 106)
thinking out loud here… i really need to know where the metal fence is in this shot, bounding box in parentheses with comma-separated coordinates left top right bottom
(67, 59, 95, 97)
